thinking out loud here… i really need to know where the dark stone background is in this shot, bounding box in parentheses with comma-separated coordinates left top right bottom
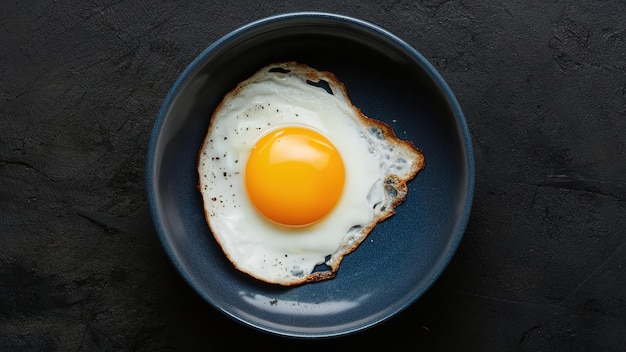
(1, 1, 624, 350)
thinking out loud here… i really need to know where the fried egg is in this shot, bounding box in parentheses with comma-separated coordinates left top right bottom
(198, 62, 425, 286)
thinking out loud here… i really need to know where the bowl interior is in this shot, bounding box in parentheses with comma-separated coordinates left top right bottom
(148, 13, 473, 338)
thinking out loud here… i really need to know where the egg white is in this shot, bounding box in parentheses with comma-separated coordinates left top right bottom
(198, 62, 423, 285)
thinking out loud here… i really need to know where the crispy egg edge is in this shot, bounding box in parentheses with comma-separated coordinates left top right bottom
(197, 61, 426, 286)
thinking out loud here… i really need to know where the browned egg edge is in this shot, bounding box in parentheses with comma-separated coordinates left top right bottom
(196, 61, 426, 286)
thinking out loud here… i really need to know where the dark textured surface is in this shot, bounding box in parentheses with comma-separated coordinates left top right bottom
(1, 1, 624, 350)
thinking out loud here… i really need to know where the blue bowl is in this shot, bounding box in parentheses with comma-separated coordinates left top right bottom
(147, 12, 474, 338)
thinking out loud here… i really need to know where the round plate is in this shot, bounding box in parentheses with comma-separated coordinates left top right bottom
(147, 12, 474, 338)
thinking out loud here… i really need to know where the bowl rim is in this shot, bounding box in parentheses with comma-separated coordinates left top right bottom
(146, 11, 475, 338)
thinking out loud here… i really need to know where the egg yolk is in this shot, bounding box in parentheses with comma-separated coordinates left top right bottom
(245, 126, 345, 227)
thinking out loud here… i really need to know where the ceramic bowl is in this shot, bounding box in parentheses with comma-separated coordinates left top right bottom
(147, 12, 474, 338)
